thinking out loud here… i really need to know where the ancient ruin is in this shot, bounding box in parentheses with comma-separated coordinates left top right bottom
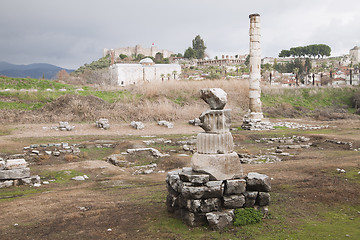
(166, 88, 271, 229)
(242, 14, 273, 130)
(0, 158, 40, 188)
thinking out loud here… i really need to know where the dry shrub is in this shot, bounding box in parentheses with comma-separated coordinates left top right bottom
(64, 154, 75, 162)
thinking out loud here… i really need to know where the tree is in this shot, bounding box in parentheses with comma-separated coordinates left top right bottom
(172, 70, 177, 79)
(192, 35, 206, 59)
(119, 54, 127, 60)
(184, 47, 196, 59)
(155, 52, 163, 63)
(279, 50, 291, 58)
(160, 74, 165, 82)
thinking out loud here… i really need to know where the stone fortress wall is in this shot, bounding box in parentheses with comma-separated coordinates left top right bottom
(349, 46, 360, 63)
(103, 44, 175, 59)
(109, 59, 181, 86)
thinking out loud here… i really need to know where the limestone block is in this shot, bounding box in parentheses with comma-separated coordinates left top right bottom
(246, 172, 271, 192)
(166, 194, 181, 212)
(0, 160, 5, 170)
(224, 179, 246, 195)
(243, 191, 258, 207)
(0, 180, 14, 188)
(181, 210, 207, 227)
(257, 192, 271, 206)
(181, 181, 223, 199)
(200, 88, 227, 110)
(0, 168, 30, 180)
(199, 109, 231, 133)
(158, 120, 174, 128)
(96, 118, 110, 129)
(130, 121, 144, 130)
(179, 171, 210, 185)
(223, 195, 245, 208)
(185, 198, 221, 213)
(206, 210, 234, 230)
(196, 132, 234, 154)
(166, 170, 182, 193)
(5, 159, 27, 170)
(191, 152, 243, 180)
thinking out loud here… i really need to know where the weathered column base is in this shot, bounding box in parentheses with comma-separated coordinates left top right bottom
(191, 152, 243, 180)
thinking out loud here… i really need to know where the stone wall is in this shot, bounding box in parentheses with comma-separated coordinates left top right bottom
(166, 168, 271, 230)
(103, 45, 174, 59)
(110, 63, 181, 86)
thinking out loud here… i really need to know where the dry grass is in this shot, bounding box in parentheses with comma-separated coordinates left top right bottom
(0, 79, 250, 123)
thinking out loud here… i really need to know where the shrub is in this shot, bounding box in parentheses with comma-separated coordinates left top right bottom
(233, 208, 263, 226)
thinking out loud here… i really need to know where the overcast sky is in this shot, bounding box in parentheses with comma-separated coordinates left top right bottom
(1, 0, 360, 69)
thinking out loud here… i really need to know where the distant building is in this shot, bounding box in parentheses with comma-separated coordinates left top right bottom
(109, 58, 181, 86)
(197, 55, 247, 66)
(103, 45, 175, 59)
(349, 46, 360, 63)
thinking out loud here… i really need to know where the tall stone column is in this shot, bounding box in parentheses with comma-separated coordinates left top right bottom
(248, 13, 263, 121)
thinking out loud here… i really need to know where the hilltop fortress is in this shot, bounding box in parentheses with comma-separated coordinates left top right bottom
(103, 44, 174, 58)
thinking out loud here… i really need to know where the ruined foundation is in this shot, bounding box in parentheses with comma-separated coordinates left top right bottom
(166, 169, 271, 230)
(166, 88, 271, 229)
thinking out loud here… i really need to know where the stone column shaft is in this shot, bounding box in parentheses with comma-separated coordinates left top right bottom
(249, 14, 263, 120)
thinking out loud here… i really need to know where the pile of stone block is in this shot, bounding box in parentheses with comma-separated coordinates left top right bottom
(166, 168, 271, 230)
(0, 158, 40, 188)
(96, 118, 110, 129)
(158, 120, 174, 128)
(56, 121, 75, 131)
(23, 142, 81, 158)
(130, 121, 144, 130)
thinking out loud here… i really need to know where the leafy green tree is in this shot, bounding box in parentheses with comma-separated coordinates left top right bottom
(279, 50, 291, 58)
(192, 35, 206, 59)
(119, 54, 128, 60)
(244, 55, 250, 67)
(155, 52, 163, 63)
(184, 47, 196, 59)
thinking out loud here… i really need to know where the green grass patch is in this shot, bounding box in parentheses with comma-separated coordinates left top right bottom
(0, 187, 44, 202)
(233, 208, 263, 226)
(40, 169, 85, 184)
(80, 147, 114, 160)
(78, 89, 138, 103)
(262, 87, 356, 111)
(0, 101, 44, 110)
(0, 76, 74, 90)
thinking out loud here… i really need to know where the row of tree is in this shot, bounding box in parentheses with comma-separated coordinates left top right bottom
(279, 44, 331, 59)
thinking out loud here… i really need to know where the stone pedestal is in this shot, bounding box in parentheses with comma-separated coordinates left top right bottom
(191, 152, 242, 180)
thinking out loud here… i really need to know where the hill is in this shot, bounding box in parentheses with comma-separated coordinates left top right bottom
(0, 61, 74, 79)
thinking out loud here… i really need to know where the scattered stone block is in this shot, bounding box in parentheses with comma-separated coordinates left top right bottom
(224, 179, 246, 195)
(200, 88, 227, 110)
(223, 195, 245, 208)
(96, 118, 110, 129)
(72, 176, 85, 181)
(257, 192, 271, 206)
(0, 160, 5, 170)
(0, 168, 30, 180)
(130, 121, 145, 130)
(181, 211, 207, 227)
(179, 171, 210, 185)
(185, 198, 221, 213)
(0, 180, 14, 188)
(181, 181, 223, 199)
(158, 120, 174, 128)
(246, 172, 271, 192)
(243, 191, 258, 207)
(206, 210, 234, 230)
(5, 159, 27, 170)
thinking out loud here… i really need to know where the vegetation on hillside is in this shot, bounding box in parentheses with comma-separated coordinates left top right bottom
(0, 76, 359, 123)
(279, 44, 331, 58)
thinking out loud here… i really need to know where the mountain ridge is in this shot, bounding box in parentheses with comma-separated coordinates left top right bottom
(0, 61, 74, 79)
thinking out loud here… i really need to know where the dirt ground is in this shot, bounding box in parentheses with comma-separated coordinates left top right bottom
(0, 119, 359, 239)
